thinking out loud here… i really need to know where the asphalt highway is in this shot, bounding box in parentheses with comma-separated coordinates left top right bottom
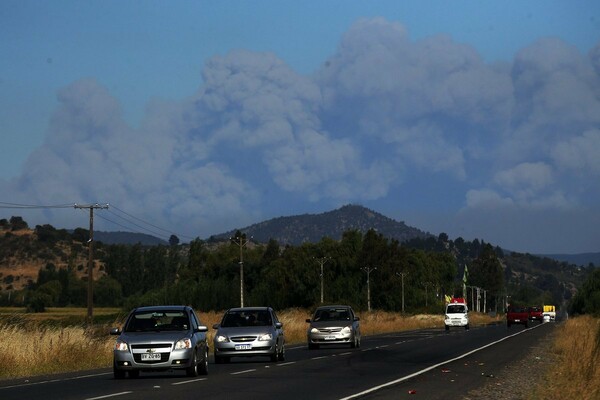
(0, 322, 555, 400)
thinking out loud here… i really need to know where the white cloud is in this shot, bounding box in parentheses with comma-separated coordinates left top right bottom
(551, 129, 600, 174)
(493, 162, 554, 198)
(465, 189, 514, 209)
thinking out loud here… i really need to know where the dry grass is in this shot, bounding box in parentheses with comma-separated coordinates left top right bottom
(0, 322, 114, 379)
(0, 307, 500, 380)
(530, 316, 600, 400)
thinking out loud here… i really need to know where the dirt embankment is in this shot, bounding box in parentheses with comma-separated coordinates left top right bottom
(0, 228, 104, 292)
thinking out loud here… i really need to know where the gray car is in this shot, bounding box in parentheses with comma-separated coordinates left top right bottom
(213, 307, 285, 363)
(110, 305, 209, 379)
(306, 305, 361, 349)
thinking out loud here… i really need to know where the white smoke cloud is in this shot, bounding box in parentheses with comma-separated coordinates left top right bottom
(4, 18, 600, 252)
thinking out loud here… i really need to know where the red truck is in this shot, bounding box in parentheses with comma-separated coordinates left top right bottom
(507, 305, 529, 328)
(528, 306, 544, 324)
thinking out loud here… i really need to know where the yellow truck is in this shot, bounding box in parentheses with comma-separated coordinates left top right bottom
(543, 305, 556, 321)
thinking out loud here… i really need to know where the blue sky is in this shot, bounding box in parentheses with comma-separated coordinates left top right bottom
(1, 1, 600, 254)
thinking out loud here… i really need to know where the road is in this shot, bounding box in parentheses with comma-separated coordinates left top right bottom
(0, 322, 554, 400)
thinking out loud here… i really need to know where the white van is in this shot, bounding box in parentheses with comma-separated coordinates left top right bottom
(444, 299, 469, 330)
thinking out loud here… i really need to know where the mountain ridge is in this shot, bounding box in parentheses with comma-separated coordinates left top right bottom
(209, 204, 431, 245)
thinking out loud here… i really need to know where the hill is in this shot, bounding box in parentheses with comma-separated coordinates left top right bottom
(93, 231, 167, 246)
(210, 204, 431, 245)
(540, 253, 600, 267)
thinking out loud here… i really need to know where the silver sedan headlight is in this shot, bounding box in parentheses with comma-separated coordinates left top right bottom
(258, 333, 273, 341)
(175, 338, 192, 349)
(310, 327, 319, 333)
(341, 326, 352, 334)
(115, 341, 128, 351)
(216, 335, 229, 343)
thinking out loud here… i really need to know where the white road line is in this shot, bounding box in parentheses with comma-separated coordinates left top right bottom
(172, 378, 207, 385)
(310, 356, 329, 360)
(0, 372, 112, 390)
(230, 369, 256, 375)
(276, 362, 297, 366)
(339, 325, 542, 400)
(84, 392, 132, 400)
(338, 352, 352, 356)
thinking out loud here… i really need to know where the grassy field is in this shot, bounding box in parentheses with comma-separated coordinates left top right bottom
(530, 316, 600, 400)
(0, 307, 501, 380)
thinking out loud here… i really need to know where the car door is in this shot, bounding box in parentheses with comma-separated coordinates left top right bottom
(190, 309, 206, 351)
(271, 309, 284, 347)
(350, 307, 360, 338)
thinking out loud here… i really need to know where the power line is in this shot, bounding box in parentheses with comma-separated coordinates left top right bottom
(1, 200, 195, 242)
(102, 209, 172, 241)
(109, 205, 195, 241)
(0, 201, 73, 209)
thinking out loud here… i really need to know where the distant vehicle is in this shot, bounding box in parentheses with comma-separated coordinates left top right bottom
(543, 305, 556, 321)
(528, 306, 544, 324)
(444, 297, 469, 331)
(212, 307, 285, 363)
(306, 305, 361, 349)
(507, 306, 529, 328)
(110, 305, 209, 379)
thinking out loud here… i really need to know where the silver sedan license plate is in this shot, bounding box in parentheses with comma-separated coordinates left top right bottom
(141, 353, 161, 361)
(235, 344, 252, 350)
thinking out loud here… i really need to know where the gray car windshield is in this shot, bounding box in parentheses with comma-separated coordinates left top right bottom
(221, 310, 272, 327)
(314, 308, 351, 321)
(125, 311, 190, 332)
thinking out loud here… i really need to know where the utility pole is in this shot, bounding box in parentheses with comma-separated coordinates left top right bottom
(396, 271, 408, 313)
(230, 234, 250, 307)
(483, 289, 487, 313)
(361, 266, 377, 312)
(423, 281, 433, 307)
(314, 256, 331, 304)
(74, 203, 109, 323)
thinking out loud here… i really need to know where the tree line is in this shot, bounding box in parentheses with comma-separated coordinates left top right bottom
(0, 217, 593, 315)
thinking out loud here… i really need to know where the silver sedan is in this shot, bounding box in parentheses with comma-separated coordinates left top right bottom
(110, 305, 209, 378)
(306, 305, 361, 349)
(213, 307, 285, 363)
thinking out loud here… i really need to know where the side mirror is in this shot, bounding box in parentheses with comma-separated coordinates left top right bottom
(275, 322, 283, 329)
(196, 325, 208, 333)
(354, 317, 360, 321)
(110, 327, 121, 335)
(212, 323, 220, 329)
(305, 318, 312, 323)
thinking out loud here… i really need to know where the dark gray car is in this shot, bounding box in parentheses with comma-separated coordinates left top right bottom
(213, 307, 285, 363)
(110, 305, 209, 378)
(306, 305, 361, 349)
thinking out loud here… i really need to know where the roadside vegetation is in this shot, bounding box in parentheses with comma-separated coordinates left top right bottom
(531, 316, 600, 400)
(0, 307, 500, 380)
(531, 270, 600, 399)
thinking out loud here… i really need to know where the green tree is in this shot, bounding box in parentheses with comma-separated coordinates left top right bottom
(95, 276, 123, 306)
(467, 243, 504, 311)
(169, 235, 180, 246)
(9, 216, 28, 231)
(570, 268, 600, 316)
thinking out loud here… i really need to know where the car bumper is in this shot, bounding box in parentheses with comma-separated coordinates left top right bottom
(307, 331, 355, 344)
(213, 340, 277, 357)
(445, 319, 468, 327)
(113, 348, 194, 371)
(508, 319, 528, 324)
